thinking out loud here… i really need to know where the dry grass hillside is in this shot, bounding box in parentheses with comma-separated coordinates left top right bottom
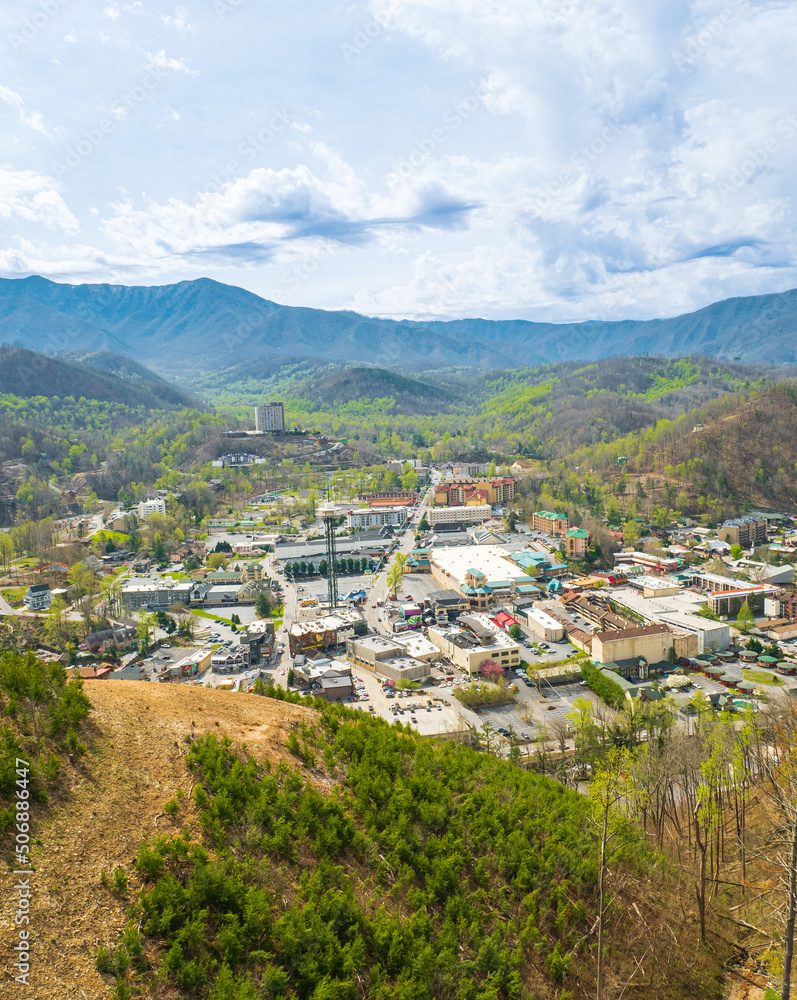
(0, 681, 313, 1000)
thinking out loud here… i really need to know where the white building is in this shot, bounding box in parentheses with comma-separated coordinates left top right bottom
(254, 402, 285, 432)
(138, 497, 166, 518)
(346, 507, 409, 529)
(526, 608, 565, 642)
(427, 505, 491, 526)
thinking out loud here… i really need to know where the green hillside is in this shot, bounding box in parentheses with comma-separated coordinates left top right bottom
(0, 346, 196, 410)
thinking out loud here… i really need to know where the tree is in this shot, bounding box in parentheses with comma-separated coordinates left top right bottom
(42, 596, 70, 649)
(590, 747, 633, 1000)
(255, 591, 271, 619)
(605, 495, 621, 526)
(736, 600, 755, 632)
(207, 553, 228, 571)
(621, 520, 640, 546)
(507, 623, 522, 640)
(0, 532, 14, 572)
(730, 543, 743, 560)
(480, 659, 504, 680)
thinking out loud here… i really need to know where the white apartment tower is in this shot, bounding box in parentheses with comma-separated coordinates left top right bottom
(254, 402, 285, 432)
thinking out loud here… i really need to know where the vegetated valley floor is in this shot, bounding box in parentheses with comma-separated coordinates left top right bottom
(0, 682, 314, 1000)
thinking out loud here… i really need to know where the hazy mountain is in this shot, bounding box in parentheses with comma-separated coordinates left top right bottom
(1, 274, 796, 372)
(0, 345, 197, 409)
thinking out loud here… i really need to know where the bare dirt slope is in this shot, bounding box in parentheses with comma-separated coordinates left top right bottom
(0, 680, 311, 1000)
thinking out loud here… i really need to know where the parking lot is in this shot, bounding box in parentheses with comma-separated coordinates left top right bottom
(347, 668, 470, 737)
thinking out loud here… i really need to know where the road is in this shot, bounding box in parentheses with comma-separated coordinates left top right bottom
(363, 483, 434, 632)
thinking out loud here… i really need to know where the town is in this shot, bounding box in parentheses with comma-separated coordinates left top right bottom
(4, 432, 796, 765)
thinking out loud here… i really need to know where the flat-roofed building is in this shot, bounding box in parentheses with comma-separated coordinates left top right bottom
(427, 505, 491, 525)
(526, 607, 565, 642)
(254, 402, 285, 432)
(289, 608, 367, 656)
(346, 635, 431, 682)
(427, 620, 521, 676)
(346, 506, 409, 529)
(430, 544, 539, 611)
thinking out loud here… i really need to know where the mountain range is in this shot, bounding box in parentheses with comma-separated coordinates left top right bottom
(0, 274, 796, 373)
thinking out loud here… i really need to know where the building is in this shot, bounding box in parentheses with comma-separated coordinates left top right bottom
(530, 511, 570, 536)
(138, 497, 166, 518)
(158, 647, 212, 683)
(427, 505, 491, 526)
(24, 583, 51, 611)
(434, 478, 516, 508)
(525, 607, 565, 642)
(292, 656, 353, 701)
(614, 550, 680, 573)
(346, 506, 410, 530)
(718, 515, 768, 548)
(254, 402, 285, 433)
(239, 620, 274, 664)
(346, 635, 431, 682)
(687, 570, 779, 615)
(288, 608, 367, 656)
(120, 581, 195, 611)
(427, 618, 521, 676)
(591, 623, 696, 664)
(565, 527, 590, 558)
(429, 545, 541, 611)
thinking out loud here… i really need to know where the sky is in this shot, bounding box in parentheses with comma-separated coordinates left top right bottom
(0, 0, 796, 323)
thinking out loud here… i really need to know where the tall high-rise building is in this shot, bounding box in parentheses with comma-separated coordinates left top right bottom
(254, 402, 285, 432)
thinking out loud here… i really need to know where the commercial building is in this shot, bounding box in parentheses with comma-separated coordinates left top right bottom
(292, 656, 353, 701)
(718, 515, 767, 548)
(530, 511, 570, 536)
(346, 506, 410, 529)
(427, 619, 521, 676)
(288, 608, 367, 656)
(434, 478, 515, 507)
(254, 402, 285, 432)
(591, 623, 696, 664)
(346, 635, 431, 683)
(608, 585, 730, 654)
(614, 551, 680, 573)
(120, 580, 195, 611)
(429, 545, 540, 611)
(687, 570, 779, 615)
(525, 607, 565, 642)
(427, 505, 491, 526)
(158, 647, 212, 683)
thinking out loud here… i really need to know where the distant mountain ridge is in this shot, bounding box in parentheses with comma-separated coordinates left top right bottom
(0, 345, 197, 409)
(0, 275, 796, 372)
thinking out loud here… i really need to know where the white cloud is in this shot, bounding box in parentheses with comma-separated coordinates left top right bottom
(0, 86, 49, 136)
(0, 169, 79, 234)
(145, 49, 196, 75)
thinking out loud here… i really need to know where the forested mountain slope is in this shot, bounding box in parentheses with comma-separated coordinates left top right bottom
(0, 677, 728, 1000)
(1, 274, 797, 371)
